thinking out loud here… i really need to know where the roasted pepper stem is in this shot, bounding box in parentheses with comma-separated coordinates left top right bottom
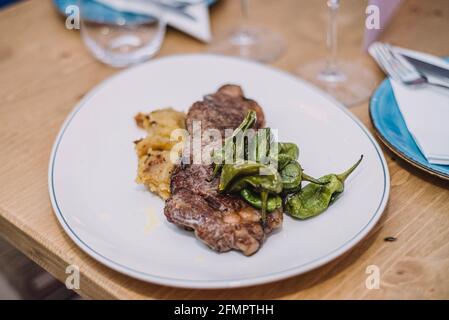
(260, 191, 268, 224)
(337, 155, 364, 182)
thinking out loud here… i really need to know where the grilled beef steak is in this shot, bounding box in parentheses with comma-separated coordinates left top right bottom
(164, 85, 283, 256)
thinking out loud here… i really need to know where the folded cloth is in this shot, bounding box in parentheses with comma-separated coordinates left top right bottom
(389, 46, 449, 166)
(96, 0, 211, 42)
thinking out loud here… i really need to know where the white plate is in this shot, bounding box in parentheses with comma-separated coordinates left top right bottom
(49, 54, 389, 289)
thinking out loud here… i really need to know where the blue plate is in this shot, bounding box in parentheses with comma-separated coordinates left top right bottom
(369, 63, 449, 181)
(54, 0, 217, 24)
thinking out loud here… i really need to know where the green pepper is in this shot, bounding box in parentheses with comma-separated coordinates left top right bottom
(227, 172, 283, 194)
(285, 155, 363, 219)
(256, 128, 271, 163)
(279, 143, 299, 160)
(280, 161, 325, 193)
(229, 172, 282, 223)
(219, 160, 282, 223)
(280, 161, 302, 191)
(260, 190, 269, 223)
(240, 189, 282, 212)
(210, 110, 257, 179)
(219, 161, 283, 193)
(219, 162, 268, 191)
(275, 142, 299, 170)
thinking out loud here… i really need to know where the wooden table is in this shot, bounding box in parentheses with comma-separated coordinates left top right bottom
(1, 0, 448, 299)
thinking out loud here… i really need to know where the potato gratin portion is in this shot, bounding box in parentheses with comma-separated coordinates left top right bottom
(134, 108, 186, 199)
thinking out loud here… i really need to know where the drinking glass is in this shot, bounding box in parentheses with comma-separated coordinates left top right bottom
(80, 0, 166, 68)
(209, 0, 286, 63)
(296, 0, 376, 106)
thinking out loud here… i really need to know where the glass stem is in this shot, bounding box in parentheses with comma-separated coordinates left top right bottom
(241, 0, 249, 26)
(232, 0, 254, 46)
(326, 0, 340, 74)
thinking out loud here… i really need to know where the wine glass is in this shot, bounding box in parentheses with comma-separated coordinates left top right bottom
(209, 0, 286, 63)
(296, 0, 376, 107)
(79, 0, 166, 68)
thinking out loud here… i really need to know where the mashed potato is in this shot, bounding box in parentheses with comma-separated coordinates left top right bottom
(134, 108, 186, 199)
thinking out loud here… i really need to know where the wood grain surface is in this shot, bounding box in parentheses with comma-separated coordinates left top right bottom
(0, 0, 448, 299)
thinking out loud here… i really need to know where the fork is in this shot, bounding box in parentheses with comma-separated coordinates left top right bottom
(369, 42, 449, 89)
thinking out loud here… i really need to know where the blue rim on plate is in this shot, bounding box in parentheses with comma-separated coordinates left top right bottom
(53, 0, 217, 24)
(369, 65, 449, 181)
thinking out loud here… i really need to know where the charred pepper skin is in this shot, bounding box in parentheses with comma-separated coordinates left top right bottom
(280, 161, 303, 191)
(277, 142, 299, 170)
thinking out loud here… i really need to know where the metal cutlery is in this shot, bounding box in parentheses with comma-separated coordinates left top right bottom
(369, 42, 449, 89)
(402, 54, 449, 80)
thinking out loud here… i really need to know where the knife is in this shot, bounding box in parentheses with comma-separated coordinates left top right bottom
(401, 54, 449, 81)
